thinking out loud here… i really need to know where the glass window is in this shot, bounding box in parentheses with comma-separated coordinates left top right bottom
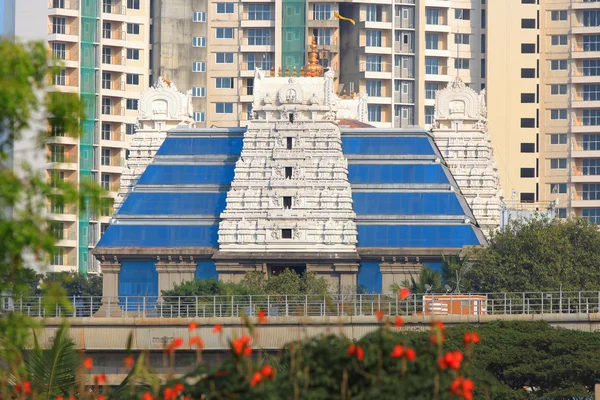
(192, 87, 206, 97)
(583, 10, 600, 26)
(101, 174, 111, 191)
(193, 12, 206, 22)
(365, 80, 382, 97)
(583, 35, 600, 51)
(193, 37, 206, 47)
(426, 33, 439, 50)
(126, 99, 138, 110)
(247, 28, 271, 45)
(426, 57, 439, 74)
(54, 69, 66, 86)
(455, 34, 470, 45)
(216, 103, 234, 114)
(216, 52, 234, 64)
(583, 59, 600, 76)
(313, 3, 331, 20)
(550, 109, 568, 120)
(551, 35, 568, 46)
(366, 5, 382, 22)
(550, 158, 568, 169)
(366, 55, 382, 72)
(454, 58, 470, 70)
(583, 158, 600, 175)
(52, 17, 66, 34)
(126, 48, 140, 60)
(127, 23, 140, 35)
(192, 61, 206, 72)
(426, 8, 439, 25)
(52, 42, 66, 60)
(425, 107, 435, 124)
(582, 208, 600, 223)
(314, 28, 332, 45)
(101, 123, 111, 140)
(216, 3, 234, 14)
(550, 183, 567, 194)
(550, 134, 568, 144)
(557, 208, 567, 219)
(550, 59, 567, 70)
(194, 112, 205, 122)
(216, 28, 234, 39)
(368, 105, 382, 122)
(127, 0, 139, 9)
(52, 248, 64, 266)
(126, 124, 135, 135)
(247, 53, 273, 70)
(126, 74, 139, 85)
(583, 134, 600, 150)
(366, 30, 382, 47)
(583, 109, 600, 125)
(455, 9, 471, 20)
(425, 82, 439, 99)
(551, 10, 568, 21)
(216, 77, 234, 89)
(248, 4, 271, 20)
(583, 183, 600, 200)
(101, 148, 111, 166)
(551, 84, 568, 95)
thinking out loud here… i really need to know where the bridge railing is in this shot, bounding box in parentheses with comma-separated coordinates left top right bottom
(1, 292, 599, 318)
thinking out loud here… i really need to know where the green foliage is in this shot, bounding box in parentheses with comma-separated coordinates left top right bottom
(26, 271, 103, 297)
(465, 217, 600, 292)
(441, 253, 469, 293)
(391, 266, 444, 294)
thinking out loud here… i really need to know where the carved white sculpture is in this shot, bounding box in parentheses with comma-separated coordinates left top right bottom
(114, 77, 195, 210)
(431, 77, 502, 237)
(218, 68, 358, 252)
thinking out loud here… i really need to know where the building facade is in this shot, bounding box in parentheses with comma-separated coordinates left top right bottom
(150, 0, 487, 129)
(43, 0, 151, 273)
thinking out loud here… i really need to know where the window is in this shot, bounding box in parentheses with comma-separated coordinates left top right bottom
(216, 3, 234, 14)
(194, 112, 205, 122)
(425, 57, 439, 74)
(283, 197, 292, 209)
(366, 5, 383, 22)
(54, 69, 66, 86)
(455, 34, 470, 45)
(583, 10, 600, 27)
(126, 124, 135, 135)
(402, 82, 409, 94)
(286, 137, 293, 150)
(101, 123, 111, 140)
(102, 21, 112, 39)
(102, 47, 112, 64)
(425, 107, 435, 125)
(481, 34, 486, 53)
(550, 158, 568, 169)
(521, 18, 536, 28)
(426, 8, 439, 25)
(583, 158, 600, 175)
(215, 102, 233, 114)
(127, 23, 140, 34)
(583, 134, 600, 150)
(454, 58, 470, 70)
(521, 118, 535, 128)
(583, 183, 600, 200)
(101, 174, 110, 191)
(426, 33, 439, 50)
(192, 62, 206, 72)
(216, 52, 234, 64)
(583, 84, 600, 100)
(551, 84, 568, 95)
(521, 143, 536, 153)
(522, 0, 536, 3)
(102, 97, 111, 114)
(551, 10, 568, 21)
(520, 168, 535, 178)
(521, 68, 536, 78)
(550, 183, 568, 194)
(49, 144, 65, 162)
(550, 59, 567, 70)
(402, 8, 409, 19)
(368, 105, 382, 122)
(127, 0, 139, 9)
(521, 43, 536, 53)
(247, 28, 271, 45)
(425, 82, 439, 99)
(247, 53, 273, 70)
(365, 80, 382, 97)
(520, 193, 535, 203)
(366, 30, 382, 47)
(285, 167, 293, 179)
(313, 28, 332, 45)
(216, 77, 234, 89)
(52, 0, 65, 8)
(455, 9, 470, 20)
(583, 109, 600, 125)
(50, 222, 64, 240)
(193, 11, 206, 22)
(281, 229, 292, 239)
(101, 148, 111, 166)
(52, 42, 66, 60)
(521, 93, 535, 103)
(216, 28, 234, 39)
(583, 59, 600, 76)
(550, 109, 568, 120)
(551, 35, 568, 46)
(193, 37, 206, 47)
(126, 48, 140, 60)
(313, 3, 331, 20)
(126, 74, 139, 85)
(126, 99, 138, 110)
(556, 208, 567, 219)
(248, 4, 271, 20)
(551, 134, 568, 144)
(52, 17, 66, 34)
(192, 87, 206, 97)
(366, 55, 382, 72)
(52, 248, 64, 266)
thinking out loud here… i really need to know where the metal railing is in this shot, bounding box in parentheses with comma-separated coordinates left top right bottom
(2, 292, 599, 319)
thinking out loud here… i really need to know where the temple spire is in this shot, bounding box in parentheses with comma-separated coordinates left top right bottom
(303, 36, 324, 77)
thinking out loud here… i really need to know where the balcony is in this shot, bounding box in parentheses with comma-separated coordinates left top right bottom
(101, 105, 125, 116)
(239, 62, 275, 77)
(47, 153, 78, 166)
(102, 3, 127, 17)
(101, 130, 125, 143)
(241, 13, 275, 28)
(394, 65, 415, 79)
(394, 42, 415, 54)
(48, 23, 79, 41)
(359, 61, 393, 79)
(573, 0, 600, 8)
(424, 65, 451, 81)
(55, 228, 78, 247)
(240, 38, 274, 53)
(394, 16, 414, 29)
(572, 41, 600, 59)
(48, 0, 78, 17)
(49, 254, 78, 270)
(309, 37, 339, 53)
(394, 92, 415, 104)
(51, 75, 78, 92)
(307, 16, 338, 28)
(51, 49, 79, 65)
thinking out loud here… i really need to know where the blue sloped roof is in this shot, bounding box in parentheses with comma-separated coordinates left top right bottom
(96, 127, 486, 251)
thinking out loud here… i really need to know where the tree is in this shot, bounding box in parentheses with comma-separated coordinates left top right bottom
(464, 216, 600, 293)
(29, 272, 103, 297)
(441, 253, 469, 293)
(391, 266, 443, 294)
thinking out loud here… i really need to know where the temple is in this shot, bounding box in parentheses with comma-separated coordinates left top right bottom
(94, 46, 487, 303)
(430, 78, 503, 236)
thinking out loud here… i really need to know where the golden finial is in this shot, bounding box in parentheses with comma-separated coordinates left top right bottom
(342, 90, 347, 99)
(285, 66, 290, 77)
(300, 66, 305, 77)
(302, 36, 324, 78)
(293, 66, 297, 77)
(278, 67, 282, 77)
(350, 90, 355, 99)
(270, 66, 275, 76)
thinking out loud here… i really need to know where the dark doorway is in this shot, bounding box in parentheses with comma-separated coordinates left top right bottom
(285, 167, 293, 179)
(283, 196, 292, 209)
(286, 137, 293, 149)
(289, 113, 294, 123)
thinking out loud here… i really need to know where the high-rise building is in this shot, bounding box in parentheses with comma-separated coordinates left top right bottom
(487, 0, 600, 222)
(151, 0, 487, 129)
(21, 0, 152, 273)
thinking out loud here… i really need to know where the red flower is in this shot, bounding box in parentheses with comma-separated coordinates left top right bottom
(261, 365, 275, 380)
(83, 357, 93, 370)
(213, 324, 222, 333)
(23, 381, 31, 394)
(56, 397, 65, 400)
(258, 309, 268, 323)
(250, 371, 263, 387)
(463, 332, 481, 345)
(94, 373, 107, 385)
(390, 344, 404, 358)
(450, 376, 475, 400)
(124, 355, 134, 369)
(167, 337, 184, 354)
(405, 348, 417, 361)
(431, 321, 445, 331)
(348, 344, 364, 361)
(188, 322, 197, 331)
(232, 335, 252, 356)
(399, 288, 410, 300)
(14, 384, 21, 393)
(189, 336, 204, 349)
(348, 344, 356, 356)
(376, 310, 384, 320)
(141, 392, 153, 400)
(439, 351, 464, 371)
(430, 332, 446, 345)
(174, 383, 184, 393)
(394, 316, 404, 328)
(163, 387, 176, 400)
(98, 396, 106, 400)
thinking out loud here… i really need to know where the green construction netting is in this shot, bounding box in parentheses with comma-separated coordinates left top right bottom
(282, 0, 305, 73)
(80, 67, 95, 96)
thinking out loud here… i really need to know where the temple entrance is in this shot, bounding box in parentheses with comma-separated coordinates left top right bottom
(268, 264, 306, 277)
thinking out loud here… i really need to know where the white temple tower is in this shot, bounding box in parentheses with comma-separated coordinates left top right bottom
(114, 77, 194, 210)
(431, 77, 503, 237)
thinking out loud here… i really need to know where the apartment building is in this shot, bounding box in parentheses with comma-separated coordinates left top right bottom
(46, 0, 151, 273)
(151, 0, 487, 128)
(488, 0, 600, 221)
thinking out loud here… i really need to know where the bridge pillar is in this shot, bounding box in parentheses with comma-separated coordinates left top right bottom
(95, 257, 122, 317)
(379, 261, 422, 293)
